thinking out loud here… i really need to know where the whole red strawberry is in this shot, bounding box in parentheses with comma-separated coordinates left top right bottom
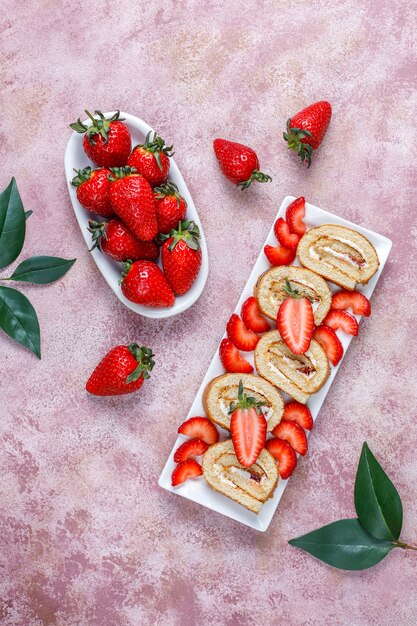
(284, 101, 332, 167)
(161, 221, 202, 295)
(154, 181, 187, 234)
(108, 166, 158, 241)
(70, 110, 131, 168)
(120, 260, 175, 307)
(86, 343, 154, 396)
(88, 219, 159, 262)
(71, 166, 114, 217)
(213, 138, 272, 189)
(127, 131, 173, 188)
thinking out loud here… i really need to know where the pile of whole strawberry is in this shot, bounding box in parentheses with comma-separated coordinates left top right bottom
(70, 110, 202, 307)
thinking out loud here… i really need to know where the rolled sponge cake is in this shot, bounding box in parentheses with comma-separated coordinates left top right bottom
(297, 224, 379, 291)
(202, 440, 279, 514)
(255, 265, 332, 325)
(254, 330, 330, 404)
(203, 373, 284, 432)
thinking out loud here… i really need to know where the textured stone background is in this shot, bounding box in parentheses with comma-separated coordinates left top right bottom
(1, 1, 416, 625)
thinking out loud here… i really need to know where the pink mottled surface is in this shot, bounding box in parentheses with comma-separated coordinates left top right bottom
(1, 1, 416, 624)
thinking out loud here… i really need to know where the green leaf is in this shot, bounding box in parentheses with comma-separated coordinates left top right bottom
(9, 256, 76, 284)
(24, 210, 33, 221)
(289, 519, 394, 570)
(354, 442, 403, 541)
(0, 178, 26, 269)
(0, 286, 40, 358)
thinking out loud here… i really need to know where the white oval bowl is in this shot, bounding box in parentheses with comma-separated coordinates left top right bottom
(64, 111, 209, 319)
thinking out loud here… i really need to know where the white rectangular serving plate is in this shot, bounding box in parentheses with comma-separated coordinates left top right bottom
(159, 196, 392, 531)
(64, 112, 209, 319)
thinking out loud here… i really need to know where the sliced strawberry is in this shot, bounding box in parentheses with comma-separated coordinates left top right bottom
(231, 406, 267, 467)
(274, 218, 300, 249)
(272, 419, 308, 455)
(285, 197, 306, 237)
(241, 296, 270, 333)
(283, 401, 313, 430)
(229, 381, 268, 467)
(171, 459, 202, 486)
(174, 438, 208, 463)
(313, 325, 344, 366)
(226, 314, 259, 351)
(229, 381, 267, 467)
(264, 244, 296, 266)
(178, 416, 219, 445)
(219, 338, 253, 374)
(265, 437, 297, 479)
(277, 296, 314, 354)
(323, 309, 359, 336)
(332, 290, 371, 317)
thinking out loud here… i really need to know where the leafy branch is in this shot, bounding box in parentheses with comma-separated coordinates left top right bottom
(289, 442, 416, 570)
(0, 178, 75, 358)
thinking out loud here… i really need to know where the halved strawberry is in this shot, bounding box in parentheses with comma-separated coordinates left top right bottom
(241, 297, 270, 333)
(332, 290, 371, 317)
(323, 309, 359, 336)
(264, 244, 296, 266)
(265, 437, 297, 479)
(174, 438, 208, 463)
(178, 417, 219, 445)
(272, 419, 308, 455)
(274, 218, 300, 249)
(171, 459, 202, 486)
(277, 280, 314, 354)
(226, 314, 259, 351)
(230, 381, 267, 467)
(283, 401, 313, 430)
(313, 325, 344, 366)
(285, 197, 306, 237)
(219, 338, 253, 373)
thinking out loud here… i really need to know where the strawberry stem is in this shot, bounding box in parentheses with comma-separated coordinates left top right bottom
(283, 279, 302, 299)
(283, 119, 314, 168)
(108, 166, 137, 182)
(70, 110, 124, 146)
(133, 131, 174, 171)
(162, 220, 201, 252)
(87, 220, 107, 252)
(119, 259, 133, 284)
(71, 166, 93, 187)
(154, 181, 184, 209)
(228, 380, 266, 415)
(238, 170, 272, 190)
(126, 343, 155, 383)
